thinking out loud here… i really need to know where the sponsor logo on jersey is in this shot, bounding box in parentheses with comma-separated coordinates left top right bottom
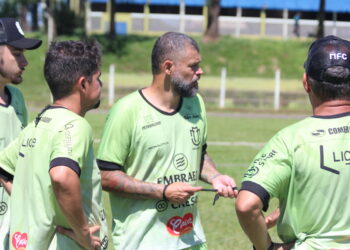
(63, 124, 73, 155)
(328, 126, 350, 135)
(0, 201, 8, 215)
(311, 129, 326, 137)
(244, 149, 277, 178)
(12, 232, 28, 250)
(40, 116, 52, 123)
(190, 127, 201, 146)
(101, 235, 108, 249)
(184, 114, 200, 120)
(100, 209, 106, 221)
(21, 138, 36, 148)
(166, 213, 193, 236)
(142, 121, 161, 130)
(171, 195, 197, 209)
(155, 200, 168, 212)
(157, 170, 198, 184)
(172, 153, 188, 171)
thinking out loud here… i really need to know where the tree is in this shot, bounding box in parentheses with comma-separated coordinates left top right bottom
(317, 0, 325, 38)
(203, 0, 220, 41)
(109, 0, 116, 36)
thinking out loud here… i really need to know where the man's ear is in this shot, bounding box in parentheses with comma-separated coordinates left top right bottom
(163, 60, 173, 76)
(77, 76, 87, 92)
(303, 73, 312, 93)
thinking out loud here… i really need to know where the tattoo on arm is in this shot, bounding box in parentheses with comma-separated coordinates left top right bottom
(101, 170, 164, 200)
(200, 153, 221, 184)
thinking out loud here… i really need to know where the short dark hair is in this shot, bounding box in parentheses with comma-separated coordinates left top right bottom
(151, 32, 199, 75)
(308, 66, 350, 101)
(44, 40, 101, 100)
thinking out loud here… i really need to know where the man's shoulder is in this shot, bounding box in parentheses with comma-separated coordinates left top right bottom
(110, 90, 143, 113)
(38, 107, 92, 133)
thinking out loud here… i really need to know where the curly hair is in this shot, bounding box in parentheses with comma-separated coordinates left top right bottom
(44, 40, 102, 100)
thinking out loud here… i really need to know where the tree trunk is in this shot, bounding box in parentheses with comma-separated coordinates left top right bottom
(19, 4, 29, 32)
(317, 0, 325, 39)
(45, 0, 57, 45)
(31, 2, 39, 31)
(109, 0, 116, 36)
(203, 0, 220, 42)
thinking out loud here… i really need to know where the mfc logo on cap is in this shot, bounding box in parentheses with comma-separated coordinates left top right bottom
(329, 53, 347, 60)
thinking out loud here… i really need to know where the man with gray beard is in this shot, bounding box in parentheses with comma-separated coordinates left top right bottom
(97, 32, 237, 249)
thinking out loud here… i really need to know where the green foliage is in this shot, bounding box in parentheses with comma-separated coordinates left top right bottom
(53, 2, 85, 36)
(22, 33, 313, 80)
(93, 34, 313, 79)
(199, 36, 311, 78)
(0, 1, 18, 17)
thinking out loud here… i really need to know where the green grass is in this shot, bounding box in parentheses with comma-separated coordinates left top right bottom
(81, 111, 301, 250)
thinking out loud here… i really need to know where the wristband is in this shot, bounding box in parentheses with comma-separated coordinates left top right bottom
(253, 241, 275, 250)
(162, 184, 169, 201)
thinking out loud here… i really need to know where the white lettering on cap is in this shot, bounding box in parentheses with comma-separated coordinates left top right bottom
(329, 52, 348, 60)
(15, 21, 24, 36)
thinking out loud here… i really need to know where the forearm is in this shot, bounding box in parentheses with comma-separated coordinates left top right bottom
(101, 170, 164, 200)
(238, 210, 271, 249)
(200, 152, 221, 184)
(50, 168, 89, 236)
(236, 191, 272, 250)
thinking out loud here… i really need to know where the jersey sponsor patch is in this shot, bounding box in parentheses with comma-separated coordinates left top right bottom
(166, 213, 193, 236)
(12, 232, 28, 250)
(0, 201, 8, 215)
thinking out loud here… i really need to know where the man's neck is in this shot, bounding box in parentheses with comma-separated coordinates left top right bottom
(313, 99, 350, 116)
(142, 76, 181, 113)
(0, 82, 9, 105)
(53, 95, 85, 117)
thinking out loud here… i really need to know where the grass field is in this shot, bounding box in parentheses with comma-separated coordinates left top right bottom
(79, 111, 303, 250)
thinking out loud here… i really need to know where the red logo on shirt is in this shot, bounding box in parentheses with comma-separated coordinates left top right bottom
(12, 232, 28, 250)
(166, 213, 193, 236)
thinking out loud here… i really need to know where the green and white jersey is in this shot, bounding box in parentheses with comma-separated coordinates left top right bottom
(242, 112, 350, 250)
(0, 106, 108, 250)
(0, 85, 27, 149)
(97, 90, 207, 250)
(0, 85, 27, 250)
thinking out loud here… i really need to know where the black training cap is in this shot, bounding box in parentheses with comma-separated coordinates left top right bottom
(304, 35, 350, 82)
(0, 17, 42, 50)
